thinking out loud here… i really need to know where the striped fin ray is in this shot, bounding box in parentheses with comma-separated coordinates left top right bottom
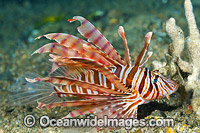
(37, 95, 126, 109)
(119, 95, 145, 118)
(99, 94, 146, 118)
(37, 99, 100, 109)
(49, 54, 77, 64)
(140, 51, 153, 67)
(47, 54, 89, 76)
(118, 26, 131, 65)
(64, 104, 103, 118)
(65, 94, 145, 119)
(48, 54, 94, 66)
(95, 102, 126, 118)
(68, 16, 125, 65)
(64, 100, 127, 118)
(49, 62, 89, 79)
(26, 76, 124, 95)
(49, 54, 105, 67)
(32, 43, 83, 58)
(52, 92, 127, 99)
(36, 33, 114, 67)
(82, 43, 121, 67)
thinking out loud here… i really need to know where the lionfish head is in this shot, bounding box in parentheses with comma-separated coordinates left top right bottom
(150, 70, 179, 99)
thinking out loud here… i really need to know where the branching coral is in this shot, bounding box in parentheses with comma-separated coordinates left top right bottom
(165, 0, 200, 116)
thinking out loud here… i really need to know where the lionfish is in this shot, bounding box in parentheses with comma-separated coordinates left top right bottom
(16, 16, 178, 119)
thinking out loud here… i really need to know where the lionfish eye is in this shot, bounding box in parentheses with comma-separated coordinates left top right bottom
(153, 75, 159, 83)
(153, 78, 158, 83)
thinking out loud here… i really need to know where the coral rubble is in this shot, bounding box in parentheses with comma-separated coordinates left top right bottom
(165, 0, 200, 116)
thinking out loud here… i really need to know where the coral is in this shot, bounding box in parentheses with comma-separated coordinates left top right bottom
(165, 0, 200, 116)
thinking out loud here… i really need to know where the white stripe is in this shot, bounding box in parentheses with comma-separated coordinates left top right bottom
(69, 85, 73, 93)
(85, 72, 89, 82)
(93, 91, 98, 94)
(147, 86, 155, 99)
(123, 65, 133, 84)
(54, 86, 63, 97)
(103, 75, 107, 87)
(111, 67, 117, 73)
(159, 80, 168, 95)
(157, 83, 163, 97)
(76, 85, 80, 93)
(141, 70, 150, 96)
(78, 74, 82, 80)
(60, 86, 66, 97)
(135, 68, 145, 91)
(98, 72, 102, 86)
(87, 89, 92, 94)
(66, 85, 73, 97)
(160, 80, 170, 94)
(66, 85, 70, 92)
(59, 86, 64, 97)
(54, 86, 61, 92)
(152, 84, 157, 99)
(120, 66, 125, 81)
(131, 68, 141, 87)
(78, 74, 83, 94)
(90, 71, 94, 84)
(79, 87, 83, 94)
(111, 83, 115, 90)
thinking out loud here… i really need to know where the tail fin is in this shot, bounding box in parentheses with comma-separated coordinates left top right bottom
(9, 72, 60, 106)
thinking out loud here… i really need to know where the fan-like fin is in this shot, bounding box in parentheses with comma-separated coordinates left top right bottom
(111, 94, 144, 118)
(9, 73, 60, 106)
(36, 33, 114, 67)
(65, 101, 123, 118)
(101, 103, 127, 118)
(50, 62, 60, 74)
(68, 16, 125, 65)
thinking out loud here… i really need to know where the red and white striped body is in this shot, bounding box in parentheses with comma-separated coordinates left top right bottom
(54, 64, 177, 102)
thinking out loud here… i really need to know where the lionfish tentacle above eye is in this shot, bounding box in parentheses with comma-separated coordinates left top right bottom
(15, 16, 179, 119)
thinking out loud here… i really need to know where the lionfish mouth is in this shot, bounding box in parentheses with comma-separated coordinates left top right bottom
(162, 76, 179, 95)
